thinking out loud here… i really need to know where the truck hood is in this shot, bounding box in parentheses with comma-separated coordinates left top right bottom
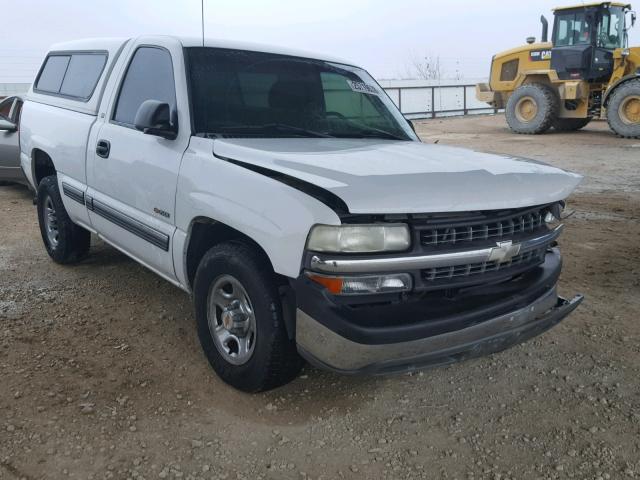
(212, 138, 582, 214)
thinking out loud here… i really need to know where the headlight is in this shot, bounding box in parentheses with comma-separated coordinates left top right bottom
(544, 202, 565, 226)
(307, 224, 411, 253)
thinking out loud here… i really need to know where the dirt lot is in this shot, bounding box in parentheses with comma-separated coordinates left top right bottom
(1, 115, 639, 480)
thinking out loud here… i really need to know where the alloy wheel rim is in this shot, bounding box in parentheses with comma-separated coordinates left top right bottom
(515, 96, 538, 123)
(43, 194, 59, 248)
(207, 274, 256, 365)
(618, 95, 640, 125)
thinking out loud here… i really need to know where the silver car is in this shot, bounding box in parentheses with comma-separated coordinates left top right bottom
(0, 95, 26, 185)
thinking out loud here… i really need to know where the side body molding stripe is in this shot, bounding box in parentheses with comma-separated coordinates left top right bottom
(213, 153, 349, 215)
(62, 182, 85, 205)
(85, 195, 170, 251)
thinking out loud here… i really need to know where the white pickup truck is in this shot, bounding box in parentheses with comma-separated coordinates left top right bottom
(19, 36, 584, 392)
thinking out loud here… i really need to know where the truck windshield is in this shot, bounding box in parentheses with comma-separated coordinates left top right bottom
(186, 47, 416, 141)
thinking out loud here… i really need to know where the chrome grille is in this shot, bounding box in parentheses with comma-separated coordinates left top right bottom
(420, 209, 545, 247)
(423, 247, 546, 281)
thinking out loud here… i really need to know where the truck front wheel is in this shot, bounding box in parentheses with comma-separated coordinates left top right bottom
(193, 242, 303, 392)
(36, 176, 90, 264)
(505, 84, 558, 134)
(606, 79, 640, 139)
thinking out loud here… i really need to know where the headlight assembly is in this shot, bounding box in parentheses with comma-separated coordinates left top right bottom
(306, 224, 411, 253)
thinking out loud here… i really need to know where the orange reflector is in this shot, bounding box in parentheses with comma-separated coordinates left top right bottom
(307, 273, 344, 295)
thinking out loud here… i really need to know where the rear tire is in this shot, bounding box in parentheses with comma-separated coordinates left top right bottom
(553, 117, 592, 132)
(606, 79, 640, 139)
(193, 242, 303, 392)
(37, 176, 90, 264)
(505, 84, 559, 134)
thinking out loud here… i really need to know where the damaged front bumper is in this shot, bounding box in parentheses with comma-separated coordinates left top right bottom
(296, 288, 582, 375)
(293, 249, 583, 375)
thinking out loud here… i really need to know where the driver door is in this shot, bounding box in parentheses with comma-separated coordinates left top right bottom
(85, 39, 191, 282)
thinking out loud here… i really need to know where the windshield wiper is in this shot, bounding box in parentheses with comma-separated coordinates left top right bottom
(217, 123, 333, 138)
(329, 120, 408, 141)
(332, 128, 407, 141)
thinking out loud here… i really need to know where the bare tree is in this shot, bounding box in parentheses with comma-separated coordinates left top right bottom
(404, 53, 444, 81)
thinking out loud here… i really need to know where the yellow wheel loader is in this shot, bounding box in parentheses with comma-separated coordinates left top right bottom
(476, 2, 640, 138)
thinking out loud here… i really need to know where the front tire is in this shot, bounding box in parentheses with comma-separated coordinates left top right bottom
(606, 79, 640, 139)
(505, 84, 558, 134)
(193, 242, 303, 392)
(36, 176, 90, 264)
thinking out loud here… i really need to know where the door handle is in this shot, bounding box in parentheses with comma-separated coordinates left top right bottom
(96, 139, 110, 158)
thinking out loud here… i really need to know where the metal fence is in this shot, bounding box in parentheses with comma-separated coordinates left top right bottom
(383, 84, 499, 119)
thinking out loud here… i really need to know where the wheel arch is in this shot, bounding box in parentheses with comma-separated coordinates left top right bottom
(183, 216, 298, 340)
(518, 73, 555, 88)
(184, 216, 278, 291)
(603, 73, 640, 106)
(31, 148, 56, 187)
(503, 73, 557, 105)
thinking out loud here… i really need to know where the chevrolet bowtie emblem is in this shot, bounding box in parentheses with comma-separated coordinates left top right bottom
(488, 240, 521, 263)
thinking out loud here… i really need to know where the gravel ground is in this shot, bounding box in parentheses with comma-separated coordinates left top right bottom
(1, 114, 639, 480)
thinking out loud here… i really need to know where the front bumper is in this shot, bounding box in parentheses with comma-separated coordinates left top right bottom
(293, 249, 583, 375)
(296, 288, 583, 375)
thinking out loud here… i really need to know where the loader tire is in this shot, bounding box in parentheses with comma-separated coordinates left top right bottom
(505, 84, 558, 134)
(553, 117, 592, 132)
(606, 79, 640, 139)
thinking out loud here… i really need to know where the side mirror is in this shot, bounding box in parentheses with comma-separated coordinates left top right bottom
(134, 100, 177, 140)
(0, 118, 17, 132)
(625, 10, 636, 30)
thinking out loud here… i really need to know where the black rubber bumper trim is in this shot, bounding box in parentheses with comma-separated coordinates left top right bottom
(298, 294, 583, 376)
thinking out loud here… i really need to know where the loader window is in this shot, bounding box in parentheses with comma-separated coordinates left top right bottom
(597, 7, 625, 49)
(554, 10, 592, 46)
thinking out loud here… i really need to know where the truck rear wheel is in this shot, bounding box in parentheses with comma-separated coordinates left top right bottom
(553, 117, 592, 132)
(505, 84, 558, 134)
(36, 176, 90, 264)
(607, 79, 640, 139)
(193, 242, 303, 392)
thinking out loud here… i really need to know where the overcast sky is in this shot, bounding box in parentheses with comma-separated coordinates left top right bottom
(1, 0, 638, 83)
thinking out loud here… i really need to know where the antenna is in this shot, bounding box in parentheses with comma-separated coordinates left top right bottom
(201, 0, 205, 46)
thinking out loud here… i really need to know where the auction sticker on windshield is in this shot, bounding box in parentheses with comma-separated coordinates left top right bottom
(347, 80, 379, 95)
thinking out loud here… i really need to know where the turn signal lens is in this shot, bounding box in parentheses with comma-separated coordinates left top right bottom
(306, 274, 344, 295)
(307, 272, 412, 296)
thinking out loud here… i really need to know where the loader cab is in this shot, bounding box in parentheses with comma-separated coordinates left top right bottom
(550, 2, 631, 81)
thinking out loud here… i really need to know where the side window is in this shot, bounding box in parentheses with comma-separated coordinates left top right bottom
(557, 19, 570, 46)
(113, 47, 176, 126)
(35, 53, 107, 99)
(0, 97, 14, 119)
(60, 54, 107, 99)
(35, 55, 71, 93)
